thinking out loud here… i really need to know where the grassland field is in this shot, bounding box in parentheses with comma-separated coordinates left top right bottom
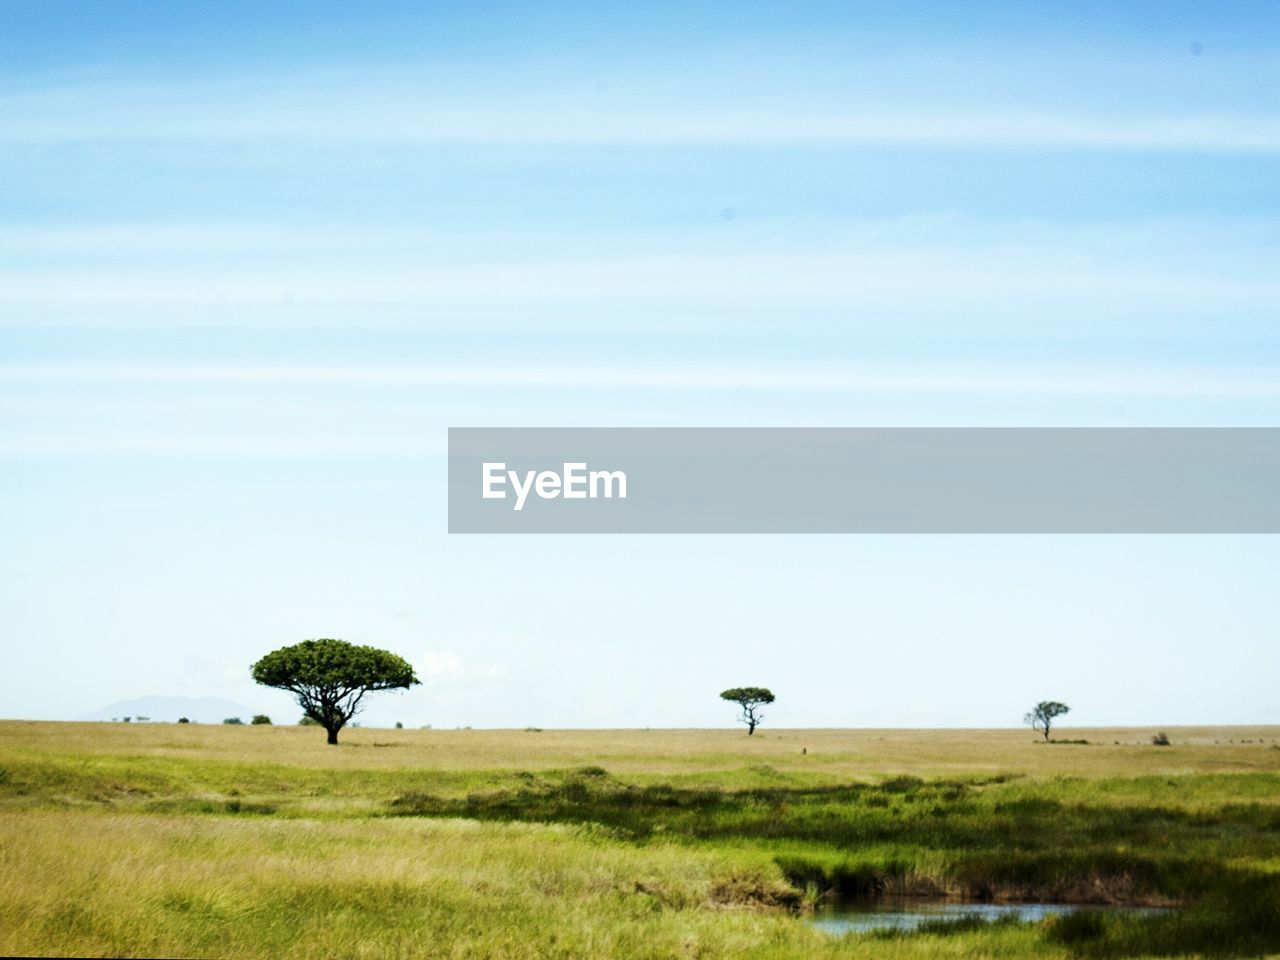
(3, 721, 1280, 959)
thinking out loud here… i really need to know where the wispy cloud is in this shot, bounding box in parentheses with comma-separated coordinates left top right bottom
(5, 360, 1279, 396)
(418, 650, 508, 681)
(7, 360, 1276, 458)
(2, 79, 1279, 153)
(2, 254, 1276, 315)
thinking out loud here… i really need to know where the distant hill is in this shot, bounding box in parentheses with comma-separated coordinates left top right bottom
(78, 696, 256, 724)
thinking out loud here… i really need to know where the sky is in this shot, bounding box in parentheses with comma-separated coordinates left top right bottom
(2, 1, 1279, 729)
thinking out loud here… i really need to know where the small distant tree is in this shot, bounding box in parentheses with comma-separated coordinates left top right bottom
(298, 715, 319, 726)
(251, 714, 272, 725)
(1024, 701, 1070, 741)
(136, 715, 150, 723)
(177, 717, 190, 724)
(720, 687, 775, 735)
(223, 716, 244, 725)
(251, 639, 419, 745)
(394, 721, 403, 729)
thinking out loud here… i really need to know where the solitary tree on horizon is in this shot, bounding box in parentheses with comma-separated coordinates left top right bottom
(251, 639, 419, 745)
(1024, 700, 1070, 741)
(720, 687, 775, 735)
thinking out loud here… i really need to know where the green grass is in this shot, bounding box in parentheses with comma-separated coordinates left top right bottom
(2, 722, 1280, 958)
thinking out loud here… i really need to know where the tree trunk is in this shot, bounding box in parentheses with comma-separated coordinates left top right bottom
(747, 719, 756, 735)
(1042, 725, 1050, 742)
(326, 726, 339, 745)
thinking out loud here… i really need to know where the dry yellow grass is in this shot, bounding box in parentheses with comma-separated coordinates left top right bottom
(4, 720, 1277, 778)
(0, 809, 1064, 959)
(4, 721, 1279, 958)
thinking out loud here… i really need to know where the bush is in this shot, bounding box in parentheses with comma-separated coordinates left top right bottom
(1046, 909, 1108, 944)
(298, 715, 319, 726)
(177, 717, 190, 724)
(251, 714, 272, 725)
(881, 775, 924, 793)
(395, 721, 403, 729)
(1153, 732, 1172, 746)
(223, 717, 244, 725)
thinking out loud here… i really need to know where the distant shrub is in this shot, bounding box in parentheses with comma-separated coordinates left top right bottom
(136, 715, 150, 722)
(298, 715, 319, 726)
(880, 775, 924, 793)
(1046, 909, 1108, 944)
(223, 717, 244, 725)
(394, 721, 403, 729)
(177, 717, 190, 724)
(1153, 732, 1171, 746)
(251, 714, 272, 725)
(224, 799, 276, 815)
(122, 717, 131, 723)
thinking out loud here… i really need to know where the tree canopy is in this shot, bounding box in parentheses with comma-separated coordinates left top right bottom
(1024, 700, 1070, 741)
(720, 687, 775, 735)
(251, 639, 419, 744)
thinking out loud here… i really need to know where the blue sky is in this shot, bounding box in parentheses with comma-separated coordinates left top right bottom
(2, 1, 1278, 728)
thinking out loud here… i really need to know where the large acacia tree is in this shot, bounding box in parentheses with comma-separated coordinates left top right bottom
(251, 639, 419, 744)
(720, 687, 775, 735)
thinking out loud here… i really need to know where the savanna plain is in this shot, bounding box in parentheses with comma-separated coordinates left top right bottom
(3, 722, 1280, 959)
